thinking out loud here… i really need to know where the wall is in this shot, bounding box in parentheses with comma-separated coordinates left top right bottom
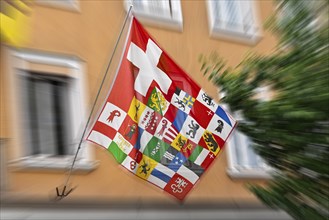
(1, 0, 276, 205)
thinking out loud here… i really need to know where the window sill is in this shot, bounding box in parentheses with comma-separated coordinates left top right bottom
(210, 29, 262, 46)
(133, 13, 183, 32)
(35, 0, 81, 13)
(9, 155, 99, 173)
(227, 168, 272, 180)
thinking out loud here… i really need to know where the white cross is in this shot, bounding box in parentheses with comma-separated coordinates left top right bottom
(207, 110, 213, 116)
(127, 39, 172, 97)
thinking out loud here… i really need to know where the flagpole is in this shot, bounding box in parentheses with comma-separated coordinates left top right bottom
(55, 5, 134, 200)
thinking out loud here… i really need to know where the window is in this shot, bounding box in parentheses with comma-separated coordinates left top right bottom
(0, 139, 8, 190)
(220, 89, 272, 179)
(18, 72, 73, 156)
(7, 49, 97, 171)
(206, 0, 262, 44)
(125, 0, 183, 31)
(226, 128, 272, 179)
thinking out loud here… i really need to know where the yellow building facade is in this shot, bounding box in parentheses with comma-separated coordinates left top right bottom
(1, 0, 278, 208)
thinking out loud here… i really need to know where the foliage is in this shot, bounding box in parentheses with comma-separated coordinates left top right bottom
(199, 0, 329, 219)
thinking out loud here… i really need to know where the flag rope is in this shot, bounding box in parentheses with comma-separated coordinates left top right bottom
(55, 5, 133, 200)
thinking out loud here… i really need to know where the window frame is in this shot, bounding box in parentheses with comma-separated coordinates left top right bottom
(6, 48, 98, 172)
(206, 0, 262, 45)
(219, 95, 272, 179)
(125, 0, 183, 31)
(226, 126, 272, 179)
